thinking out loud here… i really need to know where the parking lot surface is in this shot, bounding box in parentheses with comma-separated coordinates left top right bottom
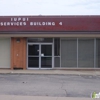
(0, 74, 100, 97)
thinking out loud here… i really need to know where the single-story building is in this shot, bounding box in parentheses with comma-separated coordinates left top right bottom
(0, 16, 100, 70)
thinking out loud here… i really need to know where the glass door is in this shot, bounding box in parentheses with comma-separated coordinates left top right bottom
(28, 44, 39, 68)
(28, 43, 53, 69)
(40, 44, 52, 68)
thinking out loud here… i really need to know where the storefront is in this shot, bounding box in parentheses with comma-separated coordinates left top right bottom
(0, 16, 100, 70)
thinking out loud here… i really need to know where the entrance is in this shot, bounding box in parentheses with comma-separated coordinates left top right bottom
(28, 43, 53, 69)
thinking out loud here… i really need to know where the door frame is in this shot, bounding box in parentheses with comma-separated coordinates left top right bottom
(27, 43, 53, 69)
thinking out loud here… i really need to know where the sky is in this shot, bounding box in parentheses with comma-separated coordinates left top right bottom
(0, 0, 100, 15)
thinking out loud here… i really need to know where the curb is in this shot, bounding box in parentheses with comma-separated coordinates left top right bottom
(0, 72, 100, 76)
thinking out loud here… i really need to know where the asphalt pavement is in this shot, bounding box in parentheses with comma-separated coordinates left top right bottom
(0, 74, 100, 98)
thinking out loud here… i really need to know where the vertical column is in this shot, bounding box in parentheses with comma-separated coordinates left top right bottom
(11, 38, 14, 70)
(52, 38, 54, 68)
(77, 38, 78, 68)
(23, 38, 27, 70)
(94, 38, 96, 68)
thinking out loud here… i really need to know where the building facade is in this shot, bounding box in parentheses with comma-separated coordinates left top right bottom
(0, 16, 100, 70)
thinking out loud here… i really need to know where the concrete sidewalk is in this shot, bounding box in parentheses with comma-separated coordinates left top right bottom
(0, 69, 100, 76)
(0, 95, 93, 100)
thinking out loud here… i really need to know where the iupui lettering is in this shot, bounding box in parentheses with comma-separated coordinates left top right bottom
(11, 17, 29, 22)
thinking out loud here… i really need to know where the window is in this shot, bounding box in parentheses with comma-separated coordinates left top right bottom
(54, 38, 60, 56)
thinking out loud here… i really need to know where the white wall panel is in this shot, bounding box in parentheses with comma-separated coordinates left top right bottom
(0, 38, 10, 68)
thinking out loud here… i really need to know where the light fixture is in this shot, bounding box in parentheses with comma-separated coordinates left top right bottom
(16, 38, 20, 43)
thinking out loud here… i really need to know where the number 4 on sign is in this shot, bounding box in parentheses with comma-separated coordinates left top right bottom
(59, 22, 62, 25)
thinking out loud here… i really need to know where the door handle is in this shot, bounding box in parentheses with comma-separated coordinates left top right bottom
(41, 53, 44, 57)
(37, 50, 39, 52)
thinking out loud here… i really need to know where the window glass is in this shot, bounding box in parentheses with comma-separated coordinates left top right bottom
(28, 38, 53, 43)
(78, 39, 94, 68)
(54, 38, 60, 56)
(96, 39, 100, 68)
(61, 38, 77, 67)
